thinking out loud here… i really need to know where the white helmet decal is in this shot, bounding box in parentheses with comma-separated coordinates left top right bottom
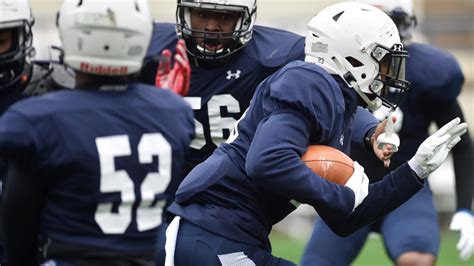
(58, 0, 153, 76)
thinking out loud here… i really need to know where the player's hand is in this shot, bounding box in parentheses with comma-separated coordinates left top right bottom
(450, 210, 474, 261)
(408, 117, 468, 179)
(155, 39, 191, 96)
(372, 115, 398, 168)
(344, 161, 369, 211)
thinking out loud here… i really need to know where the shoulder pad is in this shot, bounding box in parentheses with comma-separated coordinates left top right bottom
(146, 23, 178, 58)
(24, 61, 75, 96)
(407, 43, 464, 101)
(268, 61, 344, 129)
(245, 26, 305, 68)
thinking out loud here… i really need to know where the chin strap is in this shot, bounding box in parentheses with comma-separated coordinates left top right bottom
(332, 55, 382, 112)
(348, 79, 382, 111)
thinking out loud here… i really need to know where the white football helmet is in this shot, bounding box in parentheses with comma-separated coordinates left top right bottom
(352, 0, 417, 44)
(57, 0, 153, 76)
(176, 0, 257, 62)
(305, 2, 409, 111)
(0, 0, 35, 90)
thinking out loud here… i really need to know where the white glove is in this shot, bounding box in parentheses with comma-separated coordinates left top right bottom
(344, 161, 369, 211)
(408, 117, 468, 179)
(450, 210, 474, 261)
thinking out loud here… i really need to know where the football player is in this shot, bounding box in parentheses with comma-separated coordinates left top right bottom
(158, 3, 468, 265)
(0, 0, 194, 264)
(144, 2, 400, 264)
(141, 0, 306, 178)
(0, 0, 75, 263)
(143, 0, 395, 229)
(301, 0, 474, 265)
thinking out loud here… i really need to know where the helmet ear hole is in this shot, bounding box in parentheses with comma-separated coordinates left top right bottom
(345, 56, 363, 67)
(361, 73, 367, 79)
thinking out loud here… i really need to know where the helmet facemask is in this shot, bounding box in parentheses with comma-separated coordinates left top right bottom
(0, 20, 34, 91)
(176, 0, 256, 62)
(366, 43, 409, 110)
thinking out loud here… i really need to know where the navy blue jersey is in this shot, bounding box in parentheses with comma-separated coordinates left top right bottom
(0, 61, 71, 263)
(0, 61, 73, 199)
(0, 90, 26, 217)
(142, 23, 305, 175)
(0, 83, 194, 254)
(169, 61, 423, 249)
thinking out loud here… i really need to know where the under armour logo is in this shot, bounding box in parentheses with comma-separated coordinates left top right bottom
(226, 70, 241, 80)
(339, 134, 344, 146)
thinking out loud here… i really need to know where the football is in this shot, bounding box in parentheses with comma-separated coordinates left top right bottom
(301, 145, 354, 185)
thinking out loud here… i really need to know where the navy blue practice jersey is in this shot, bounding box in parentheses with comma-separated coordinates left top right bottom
(142, 23, 305, 175)
(0, 83, 194, 254)
(0, 61, 73, 204)
(351, 42, 465, 181)
(169, 60, 424, 249)
(170, 61, 358, 249)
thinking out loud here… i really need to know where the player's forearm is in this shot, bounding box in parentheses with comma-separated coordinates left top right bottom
(452, 133, 474, 211)
(246, 111, 354, 217)
(321, 163, 424, 236)
(432, 100, 473, 210)
(351, 107, 379, 150)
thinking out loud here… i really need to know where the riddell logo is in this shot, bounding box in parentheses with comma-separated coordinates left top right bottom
(80, 62, 128, 75)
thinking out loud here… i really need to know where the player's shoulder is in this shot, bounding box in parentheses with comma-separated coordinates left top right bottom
(273, 61, 340, 94)
(408, 42, 458, 63)
(132, 83, 192, 113)
(268, 61, 345, 116)
(407, 42, 464, 100)
(9, 83, 192, 120)
(7, 88, 78, 118)
(244, 25, 305, 67)
(147, 22, 179, 57)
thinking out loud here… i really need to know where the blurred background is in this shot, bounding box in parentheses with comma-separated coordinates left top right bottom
(30, 0, 473, 265)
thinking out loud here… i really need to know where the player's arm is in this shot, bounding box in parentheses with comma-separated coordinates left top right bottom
(431, 100, 474, 261)
(431, 100, 473, 211)
(322, 164, 423, 236)
(0, 110, 45, 264)
(352, 107, 378, 150)
(329, 117, 467, 236)
(2, 161, 44, 265)
(246, 109, 359, 218)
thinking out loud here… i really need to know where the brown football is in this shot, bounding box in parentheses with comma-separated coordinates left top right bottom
(301, 145, 354, 185)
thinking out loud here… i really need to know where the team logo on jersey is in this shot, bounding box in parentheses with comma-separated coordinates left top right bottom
(226, 70, 241, 80)
(339, 134, 344, 146)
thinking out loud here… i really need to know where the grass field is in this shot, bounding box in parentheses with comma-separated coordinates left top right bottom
(270, 230, 474, 266)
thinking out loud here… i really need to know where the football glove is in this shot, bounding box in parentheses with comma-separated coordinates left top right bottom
(408, 117, 468, 179)
(155, 39, 191, 96)
(344, 161, 369, 211)
(450, 210, 474, 261)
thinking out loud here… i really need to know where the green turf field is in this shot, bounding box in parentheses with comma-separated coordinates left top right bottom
(270, 230, 474, 266)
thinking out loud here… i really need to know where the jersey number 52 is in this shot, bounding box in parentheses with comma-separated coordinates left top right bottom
(94, 133, 171, 234)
